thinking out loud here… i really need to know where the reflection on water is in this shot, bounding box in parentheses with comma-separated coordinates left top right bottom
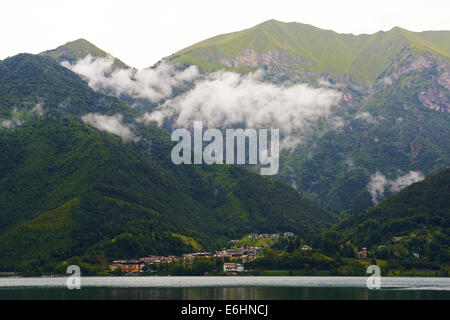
(0, 277, 449, 300)
(1, 286, 450, 300)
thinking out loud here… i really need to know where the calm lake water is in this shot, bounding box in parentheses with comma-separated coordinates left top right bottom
(0, 276, 449, 300)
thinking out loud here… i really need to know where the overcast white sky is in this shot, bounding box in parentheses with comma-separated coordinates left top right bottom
(2, 0, 450, 68)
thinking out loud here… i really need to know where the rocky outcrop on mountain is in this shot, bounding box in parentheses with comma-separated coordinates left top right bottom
(195, 47, 309, 73)
(438, 61, 450, 91)
(375, 50, 450, 113)
(381, 51, 449, 85)
(419, 88, 450, 113)
(234, 48, 309, 70)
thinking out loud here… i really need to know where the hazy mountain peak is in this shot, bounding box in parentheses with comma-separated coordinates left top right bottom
(41, 38, 129, 69)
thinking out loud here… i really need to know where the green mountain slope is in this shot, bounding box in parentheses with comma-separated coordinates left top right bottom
(41, 39, 159, 113)
(166, 20, 450, 83)
(0, 53, 135, 119)
(0, 54, 334, 272)
(338, 168, 449, 247)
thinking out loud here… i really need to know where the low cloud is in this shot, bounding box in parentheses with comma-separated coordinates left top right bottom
(355, 112, 379, 124)
(143, 70, 342, 150)
(368, 171, 424, 204)
(328, 116, 347, 131)
(0, 104, 43, 129)
(31, 103, 44, 116)
(367, 172, 389, 204)
(345, 156, 354, 169)
(62, 55, 200, 103)
(81, 113, 138, 142)
(0, 119, 21, 129)
(389, 171, 425, 192)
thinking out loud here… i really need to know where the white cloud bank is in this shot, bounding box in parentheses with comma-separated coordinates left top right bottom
(64, 56, 342, 150)
(81, 113, 138, 142)
(368, 171, 424, 204)
(62, 55, 200, 103)
(143, 70, 342, 150)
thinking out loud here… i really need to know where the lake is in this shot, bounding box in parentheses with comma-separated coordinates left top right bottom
(0, 276, 449, 300)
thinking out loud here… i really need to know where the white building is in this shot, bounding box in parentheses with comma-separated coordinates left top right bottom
(223, 263, 244, 273)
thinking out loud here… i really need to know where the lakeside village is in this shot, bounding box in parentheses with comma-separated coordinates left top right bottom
(109, 232, 297, 275)
(106, 231, 435, 276)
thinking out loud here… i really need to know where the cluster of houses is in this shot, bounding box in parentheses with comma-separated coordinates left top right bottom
(109, 233, 298, 273)
(356, 236, 421, 259)
(358, 246, 420, 259)
(109, 244, 265, 274)
(109, 230, 423, 274)
(182, 245, 264, 264)
(247, 232, 294, 239)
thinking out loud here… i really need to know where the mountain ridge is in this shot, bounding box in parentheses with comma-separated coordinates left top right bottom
(165, 19, 450, 83)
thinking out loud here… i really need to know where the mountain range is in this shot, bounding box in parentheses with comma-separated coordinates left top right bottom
(0, 19, 449, 272)
(166, 20, 450, 82)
